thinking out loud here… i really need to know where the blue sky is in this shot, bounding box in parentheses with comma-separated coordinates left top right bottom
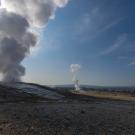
(23, 0, 135, 86)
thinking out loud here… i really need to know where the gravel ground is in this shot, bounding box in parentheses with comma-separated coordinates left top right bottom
(0, 99, 135, 135)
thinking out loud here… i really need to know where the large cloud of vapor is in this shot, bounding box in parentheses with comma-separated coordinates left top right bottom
(0, 0, 69, 82)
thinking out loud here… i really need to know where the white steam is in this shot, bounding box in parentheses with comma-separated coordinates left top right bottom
(1, 0, 69, 27)
(70, 64, 81, 81)
(0, 0, 69, 82)
(70, 64, 81, 90)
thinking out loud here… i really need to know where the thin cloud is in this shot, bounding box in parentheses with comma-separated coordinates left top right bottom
(99, 34, 127, 56)
(128, 61, 135, 66)
(75, 7, 125, 39)
(99, 17, 126, 35)
(118, 56, 128, 60)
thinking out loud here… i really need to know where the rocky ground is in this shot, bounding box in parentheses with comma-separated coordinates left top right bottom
(0, 100, 135, 135)
(0, 83, 135, 135)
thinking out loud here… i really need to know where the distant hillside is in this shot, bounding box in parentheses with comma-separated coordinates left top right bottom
(54, 84, 135, 92)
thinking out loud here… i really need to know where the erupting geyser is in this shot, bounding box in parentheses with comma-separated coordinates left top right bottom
(0, 0, 69, 82)
(70, 64, 81, 91)
(74, 80, 80, 91)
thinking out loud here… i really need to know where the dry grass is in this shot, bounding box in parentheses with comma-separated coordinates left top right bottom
(73, 90, 135, 102)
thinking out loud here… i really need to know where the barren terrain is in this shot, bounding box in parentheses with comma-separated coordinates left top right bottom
(0, 83, 135, 135)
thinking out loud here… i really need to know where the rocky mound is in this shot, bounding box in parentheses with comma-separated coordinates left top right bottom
(0, 84, 44, 103)
(0, 82, 64, 102)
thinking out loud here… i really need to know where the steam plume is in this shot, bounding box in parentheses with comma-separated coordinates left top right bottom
(70, 64, 81, 81)
(70, 64, 81, 90)
(0, 0, 69, 82)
